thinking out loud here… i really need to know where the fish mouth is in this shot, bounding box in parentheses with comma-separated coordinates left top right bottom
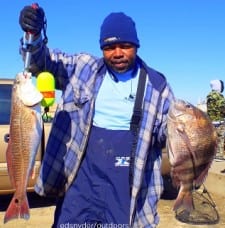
(169, 99, 193, 118)
(168, 99, 184, 118)
(172, 99, 189, 108)
(15, 72, 43, 106)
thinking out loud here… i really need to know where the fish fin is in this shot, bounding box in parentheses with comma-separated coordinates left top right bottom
(173, 190, 194, 212)
(167, 136, 177, 165)
(4, 194, 30, 223)
(6, 140, 16, 188)
(171, 168, 181, 188)
(30, 167, 36, 180)
(194, 162, 211, 186)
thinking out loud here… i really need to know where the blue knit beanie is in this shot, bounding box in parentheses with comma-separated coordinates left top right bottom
(99, 12, 140, 49)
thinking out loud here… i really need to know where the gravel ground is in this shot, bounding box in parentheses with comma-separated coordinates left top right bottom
(0, 190, 224, 228)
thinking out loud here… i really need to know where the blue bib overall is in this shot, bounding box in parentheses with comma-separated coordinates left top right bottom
(53, 125, 133, 227)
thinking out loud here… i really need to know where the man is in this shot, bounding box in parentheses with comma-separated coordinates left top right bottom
(206, 79, 225, 160)
(19, 5, 174, 227)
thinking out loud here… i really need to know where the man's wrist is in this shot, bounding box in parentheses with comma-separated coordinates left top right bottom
(23, 33, 42, 47)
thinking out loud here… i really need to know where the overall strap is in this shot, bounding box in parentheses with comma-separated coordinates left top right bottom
(129, 67, 147, 189)
(130, 67, 147, 132)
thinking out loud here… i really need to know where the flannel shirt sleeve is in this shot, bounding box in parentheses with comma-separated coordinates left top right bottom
(156, 83, 175, 146)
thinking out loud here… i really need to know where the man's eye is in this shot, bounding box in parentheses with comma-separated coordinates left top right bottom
(122, 45, 132, 49)
(103, 43, 134, 50)
(103, 46, 113, 50)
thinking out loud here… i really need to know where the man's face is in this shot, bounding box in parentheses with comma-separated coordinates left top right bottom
(103, 43, 137, 73)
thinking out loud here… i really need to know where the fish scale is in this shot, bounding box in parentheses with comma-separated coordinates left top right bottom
(11, 108, 31, 183)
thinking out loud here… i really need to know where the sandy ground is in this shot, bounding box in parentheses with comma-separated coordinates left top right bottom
(0, 190, 224, 228)
(158, 190, 225, 228)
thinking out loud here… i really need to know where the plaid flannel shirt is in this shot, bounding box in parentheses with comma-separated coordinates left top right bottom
(20, 38, 174, 227)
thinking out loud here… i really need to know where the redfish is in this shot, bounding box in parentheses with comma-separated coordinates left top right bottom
(166, 99, 217, 212)
(4, 72, 43, 223)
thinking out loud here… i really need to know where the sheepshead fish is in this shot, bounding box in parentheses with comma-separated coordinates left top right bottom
(4, 72, 43, 223)
(166, 99, 217, 212)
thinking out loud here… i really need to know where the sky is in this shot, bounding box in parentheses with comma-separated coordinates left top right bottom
(0, 0, 225, 105)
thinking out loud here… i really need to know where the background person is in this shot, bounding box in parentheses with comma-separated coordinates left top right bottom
(206, 79, 225, 160)
(207, 79, 225, 122)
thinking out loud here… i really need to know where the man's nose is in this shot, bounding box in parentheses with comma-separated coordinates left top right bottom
(114, 47, 123, 56)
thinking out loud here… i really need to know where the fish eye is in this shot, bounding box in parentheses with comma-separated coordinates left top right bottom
(185, 103, 192, 109)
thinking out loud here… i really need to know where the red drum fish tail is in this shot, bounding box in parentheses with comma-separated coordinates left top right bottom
(4, 194, 30, 223)
(194, 162, 212, 186)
